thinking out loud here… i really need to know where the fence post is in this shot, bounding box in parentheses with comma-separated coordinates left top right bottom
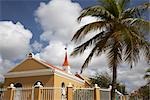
(67, 83, 73, 100)
(34, 82, 43, 100)
(6, 84, 15, 100)
(94, 84, 100, 100)
(109, 85, 112, 100)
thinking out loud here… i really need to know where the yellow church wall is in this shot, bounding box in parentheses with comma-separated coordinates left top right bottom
(4, 75, 54, 88)
(10, 58, 48, 72)
(53, 74, 84, 87)
(53, 74, 85, 100)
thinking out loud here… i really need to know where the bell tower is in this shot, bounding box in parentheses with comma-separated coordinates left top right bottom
(62, 48, 71, 74)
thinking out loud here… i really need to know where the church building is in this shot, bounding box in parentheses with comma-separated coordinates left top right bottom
(3, 49, 90, 88)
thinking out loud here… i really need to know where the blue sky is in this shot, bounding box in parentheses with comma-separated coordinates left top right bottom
(0, 0, 98, 43)
(0, 0, 149, 92)
(0, 0, 148, 44)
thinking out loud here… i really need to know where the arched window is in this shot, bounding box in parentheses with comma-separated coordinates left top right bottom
(14, 83, 22, 100)
(34, 81, 44, 87)
(14, 83, 22, 88)
(61, 82, 65, 88)
(61, 82, 66, 98)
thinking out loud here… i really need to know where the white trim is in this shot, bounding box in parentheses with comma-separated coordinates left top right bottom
(100, 88, 111, 91)
(4, 58, 85, 84)
(4, 69, 53, 78)
(115, 89, 123, 96)
(4, 68, 85, 84)
(54, 69, 85, 84)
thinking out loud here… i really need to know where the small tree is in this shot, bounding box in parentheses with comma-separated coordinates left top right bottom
(90, 72, 126, 94)
(90, 72, 111, 88)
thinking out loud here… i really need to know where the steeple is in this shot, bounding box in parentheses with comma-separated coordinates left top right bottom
(62, 47, 71, 74)
(62, 48, 69, 66)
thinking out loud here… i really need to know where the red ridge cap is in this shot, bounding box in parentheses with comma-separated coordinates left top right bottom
(41, 60, 65, 72)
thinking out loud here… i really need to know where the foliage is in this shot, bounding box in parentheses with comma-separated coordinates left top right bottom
(129, 83, 150, 100)
(90, 72, 111, 88)
(0, 82, 4, 88)
(71, 0, 150, 99)
(90, 72, 126, 94)
(144, 68, 150, 82)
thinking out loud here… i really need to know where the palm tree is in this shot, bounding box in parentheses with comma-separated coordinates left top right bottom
(144, 68, 150, 81)
(71, 0, 150, 100)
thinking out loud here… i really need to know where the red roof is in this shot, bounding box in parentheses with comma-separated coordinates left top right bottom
(41, 60, 65, 72)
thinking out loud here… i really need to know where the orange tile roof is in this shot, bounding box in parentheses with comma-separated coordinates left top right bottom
(41, 60, 65, 72)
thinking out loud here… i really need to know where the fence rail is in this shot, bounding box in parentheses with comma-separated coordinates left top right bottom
(73, 88, 94, 100)
(13, 88, 34, 100)
(40, 87, 66, 100)
(100, 89, 110, 100)
(0, 88, 7, 100)
(40, 87, 54, 100)
(0, 85, 127, 100)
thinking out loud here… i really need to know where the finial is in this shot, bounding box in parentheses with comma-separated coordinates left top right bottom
(65, 43, 68, 50)
(28, 52, 34, 59)
(34, 82, 43, 88)
(65, 47, 67, 50)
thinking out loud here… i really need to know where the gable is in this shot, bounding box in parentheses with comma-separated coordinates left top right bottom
(9, 58, 51, 72)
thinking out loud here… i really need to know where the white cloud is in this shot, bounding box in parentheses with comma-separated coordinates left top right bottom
(117, 60, 149, 92)
(0, 21, 32, 77)
(31, 41, 43, 52)
(35, 0, 82, 43)
(0, 21, 32, 60)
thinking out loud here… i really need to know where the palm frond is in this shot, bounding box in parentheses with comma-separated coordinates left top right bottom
(142, 42, 150, 63)
(72, 21, 109, 43)
(122, 2, 150, 19)
(80, 32, 113, 73)
(118, 0, 130, 11)
(146, 68, 150, 73)
(80, 46, 97, 73)
(98, 0, 119, 17)
(144, 74, 150, 79)
(122, 28, 141, 68)
(107, 42, 122, 69)
(122, 18, 150, 33)
(120, 21, 149, 66)
(78, 5, 114, 21)
(71, 31, 104, 56)
(144, 68, 150, 80)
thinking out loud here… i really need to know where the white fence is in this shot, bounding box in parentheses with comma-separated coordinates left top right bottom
(73, 88, 94, 100)
(0, 88, 7, 100)
(13, 88, 34, 100)
(40, 87, 66, 100)
(99, 88, 124, 100)
(100, 89, 111, 100)
(0, 85, 125, 100)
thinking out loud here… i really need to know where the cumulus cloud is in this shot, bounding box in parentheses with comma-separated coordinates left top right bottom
(34, 0, 99, 68)
(35, 0, 82, 43)
(0, 21, 32, 60)
(31, 41, 43, 52)
(117, 59, 149, 92)
(0, 21, 32, 75)
(34, 0, 149, 92)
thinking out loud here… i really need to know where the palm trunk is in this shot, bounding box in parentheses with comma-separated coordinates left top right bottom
(111, 64, 117, 100)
